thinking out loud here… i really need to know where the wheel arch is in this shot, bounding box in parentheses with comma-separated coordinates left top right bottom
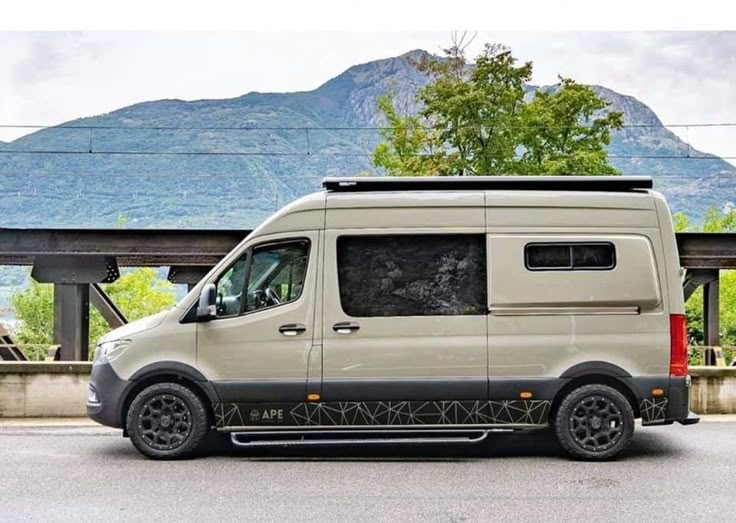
(552, 363, 640, 421)
(121, 362, 219, 433)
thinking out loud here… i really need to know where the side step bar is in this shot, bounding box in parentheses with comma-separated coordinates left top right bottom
(230, 429, 491, 448)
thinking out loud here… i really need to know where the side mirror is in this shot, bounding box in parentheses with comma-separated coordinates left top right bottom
(196, 283, 217, 321)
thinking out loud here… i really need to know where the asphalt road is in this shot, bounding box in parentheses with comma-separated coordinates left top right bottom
(0, 421, 733, 522)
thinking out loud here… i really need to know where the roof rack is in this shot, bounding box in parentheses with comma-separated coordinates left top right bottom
(322, 176, 653, 193)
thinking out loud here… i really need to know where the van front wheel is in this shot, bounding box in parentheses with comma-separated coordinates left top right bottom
(554, 384, 634, 461)
(126, 382, 209, 459)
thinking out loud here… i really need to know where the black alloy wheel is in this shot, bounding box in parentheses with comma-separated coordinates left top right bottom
(568, 395, 623, 452)
(554, 384, 635, 460)
(137, 393, 192, 451)
(127, 382, 209, 459)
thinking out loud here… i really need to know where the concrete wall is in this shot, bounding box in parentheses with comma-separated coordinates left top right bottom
(690, 366, 736, 415)
(0, 362, 91, 417)
(0, 363, 734, 417)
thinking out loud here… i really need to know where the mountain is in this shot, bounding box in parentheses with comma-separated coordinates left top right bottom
(0, 49, 733, 229)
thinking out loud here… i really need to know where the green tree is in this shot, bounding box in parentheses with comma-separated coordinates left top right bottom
(702, 207, 736, 232)
(11, 279, 54, 346)
(683, 208, 736, 355)
(672, 211, 691, 232)
(516, 78, 623, 175)
(372, 94, 450, 176)
(11, 268, 176, 357)
(416, 42, 532, 175)
(685, 270, 736, 350)
(373, 39, 622, 176)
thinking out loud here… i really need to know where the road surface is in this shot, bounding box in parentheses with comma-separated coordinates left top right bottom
(0, 420, 733, 521)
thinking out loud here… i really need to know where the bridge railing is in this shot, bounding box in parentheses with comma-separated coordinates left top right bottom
(689, 346, 736, 367)
(4, 342, 734, 368)
(0, 343, 63, 362)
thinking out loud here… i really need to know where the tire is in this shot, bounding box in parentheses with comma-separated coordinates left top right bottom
(126, 382, 210, 460)
(554, 384, 635, 461)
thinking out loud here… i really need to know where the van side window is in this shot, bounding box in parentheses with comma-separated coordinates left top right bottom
(244, 240, 310, 313)
(336, 234, 487, 317)
(215, 256, 248, 317)
(214, 239, 309, 318)
(525, 242, 616, 271)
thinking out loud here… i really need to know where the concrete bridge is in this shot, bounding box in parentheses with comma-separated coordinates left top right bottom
(0, 228, 733, 360)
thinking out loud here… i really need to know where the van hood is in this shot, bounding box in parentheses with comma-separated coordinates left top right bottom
(98, 310, 169, 343)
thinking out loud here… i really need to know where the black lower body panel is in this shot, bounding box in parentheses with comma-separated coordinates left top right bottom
(214, 399, 552, 429)
(639, 376, 698, 426)
(212, 374, 699, 430)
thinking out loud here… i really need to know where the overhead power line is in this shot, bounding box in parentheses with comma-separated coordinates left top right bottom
(0, 122, 734, 161)
(2, 122, 736, 131)
(0, 150, 731, 160)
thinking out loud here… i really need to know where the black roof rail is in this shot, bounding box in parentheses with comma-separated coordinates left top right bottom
(322, 176, 653, 193)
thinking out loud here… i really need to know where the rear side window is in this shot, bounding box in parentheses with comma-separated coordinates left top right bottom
(337, 234, 487, 317)
(525, 242, 616, 271)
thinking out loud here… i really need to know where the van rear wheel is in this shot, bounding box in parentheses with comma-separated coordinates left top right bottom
(126, 382, 209, 460)
(554, 384, 634, 461)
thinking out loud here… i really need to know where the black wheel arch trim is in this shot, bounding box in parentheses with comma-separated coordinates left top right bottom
(130, 361, 209, 382)
(560, 361, 633, 379)
(126, 361, 221, 408)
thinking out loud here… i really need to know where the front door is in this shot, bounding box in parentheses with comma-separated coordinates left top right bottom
(319, 229, 489, 428)
(196, 232, 318, 428)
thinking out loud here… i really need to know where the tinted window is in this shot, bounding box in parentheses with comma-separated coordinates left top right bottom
(525, 243, 615, 271)
(245, 240, 309, 313)
(214, 239, 309, 318)
(215, 256, 248, 317)
(573, 243, 615, 269)
(525, 244, 572, 269)
(337, 235, 487, 317)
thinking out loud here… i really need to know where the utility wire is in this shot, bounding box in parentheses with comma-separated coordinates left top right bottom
(0, 172, 729, 180)
(0, 150, 730, 159)
(2, 122, 736, 130)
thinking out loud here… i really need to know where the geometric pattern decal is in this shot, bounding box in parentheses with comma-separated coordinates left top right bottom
(640, 397, 669, 424)
(214, 400, 552, 429)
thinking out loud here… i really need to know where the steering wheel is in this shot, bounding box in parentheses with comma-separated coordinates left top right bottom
(265, 287, 282, 306)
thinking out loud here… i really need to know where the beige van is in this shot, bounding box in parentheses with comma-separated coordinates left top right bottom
(87, 176, 698, 460)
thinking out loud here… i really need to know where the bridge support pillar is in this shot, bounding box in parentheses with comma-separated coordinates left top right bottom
(704, 275, 720, 348)
(53, 284, 90, 361)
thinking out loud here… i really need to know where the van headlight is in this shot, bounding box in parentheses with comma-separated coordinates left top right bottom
(95, 339, 131, 363)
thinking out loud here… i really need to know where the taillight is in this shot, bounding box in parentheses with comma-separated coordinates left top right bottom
(670, 314, 688, 377)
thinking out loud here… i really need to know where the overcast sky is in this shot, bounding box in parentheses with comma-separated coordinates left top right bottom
(1, 31, 735, 160)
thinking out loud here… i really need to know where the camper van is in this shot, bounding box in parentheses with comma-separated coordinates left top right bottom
(87, 176, 699, 460)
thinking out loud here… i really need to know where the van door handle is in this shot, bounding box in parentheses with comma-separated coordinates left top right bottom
(332, 321, 360, 334)
(278, 323, 306, 336)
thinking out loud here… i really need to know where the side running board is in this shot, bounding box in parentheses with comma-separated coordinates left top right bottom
(230, 429, 490, 448)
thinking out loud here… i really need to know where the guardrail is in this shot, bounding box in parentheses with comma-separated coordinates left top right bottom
(0, 343, 62, 362)
(689, 346, 736, 367)
(4, 343, 735, 365)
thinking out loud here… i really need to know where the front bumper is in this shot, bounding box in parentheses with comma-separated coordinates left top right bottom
(87, 361, 130, 429)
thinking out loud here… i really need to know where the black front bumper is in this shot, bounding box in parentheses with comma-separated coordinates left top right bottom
(87, 361, 131, 429)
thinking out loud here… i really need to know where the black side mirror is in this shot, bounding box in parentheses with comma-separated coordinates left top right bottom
(196, 283, 217, 321)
